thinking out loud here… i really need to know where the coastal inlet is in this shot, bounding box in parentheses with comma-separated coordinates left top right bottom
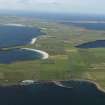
(0, 24, 48, 64)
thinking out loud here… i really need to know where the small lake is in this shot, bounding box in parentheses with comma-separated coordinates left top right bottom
(0, 24, 45, 63)
(0, 81, 105, 105)
(76, 40, 105, 48)
(61, 22, 105, 31)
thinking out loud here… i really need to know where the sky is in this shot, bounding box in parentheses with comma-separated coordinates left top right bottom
(0, 0, 104, 14)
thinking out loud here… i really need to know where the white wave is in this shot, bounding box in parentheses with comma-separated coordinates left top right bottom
(21, 48, 49, 60)
(53, 81, 73, 88)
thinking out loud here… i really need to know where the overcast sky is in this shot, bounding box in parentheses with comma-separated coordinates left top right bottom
(0, 0, 104, 14)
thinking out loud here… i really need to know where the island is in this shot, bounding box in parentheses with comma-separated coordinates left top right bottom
(0, 16, 105, 93)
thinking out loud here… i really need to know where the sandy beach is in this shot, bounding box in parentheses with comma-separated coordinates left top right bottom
(28, 37, 49, 59)
(30, 38, 37, 45)
(22, 48, 49, 59)
(4, 23, 25, 27)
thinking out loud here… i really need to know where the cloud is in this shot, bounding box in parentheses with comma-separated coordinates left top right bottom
(0, 0, 66, 12)
(0, 0, 104, 14)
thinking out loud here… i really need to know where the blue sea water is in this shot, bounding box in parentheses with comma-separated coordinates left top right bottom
(0, 81, 105, 105)
(61, 22, 105, 31)
(0, 25, 45, 63)
(0, 25, 44, 48)
(0, 13, 104, 105)
(0, 48, 42, 64)
(76, 40, 105, 48)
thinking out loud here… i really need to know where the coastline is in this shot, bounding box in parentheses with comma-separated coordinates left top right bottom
(0, 79, 105, 95)
(49, 80, 105, 93)
(19, 79, 105, 94)
(27, 37, 49, 59)
(58, 79, 105, 93)
(79, 79, 105, 93)
(30, 38, 37, 45)
(22, 48, 49, 60)
(3, 23, 25, 27)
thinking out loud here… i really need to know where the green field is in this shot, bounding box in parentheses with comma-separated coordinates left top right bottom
(0, 17, 105, 89)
